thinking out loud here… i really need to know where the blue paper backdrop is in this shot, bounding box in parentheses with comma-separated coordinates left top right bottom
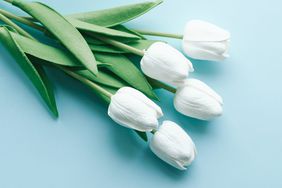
(0, 0, 281, 187)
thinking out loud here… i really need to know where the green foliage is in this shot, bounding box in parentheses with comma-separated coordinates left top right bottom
(89, 40, 157, 53)
(68, 18, 141, 39)
(1, 0, 163, 142)
(70, 0, 163, 27)
(0, 26, 58, 117)
(75, 69, 126, 89)
(95, 53, 158, 100)
(11, 0, 98, 75)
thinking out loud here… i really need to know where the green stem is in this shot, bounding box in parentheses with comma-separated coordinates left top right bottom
(0, 12, 35, 39)
(159, 82, 177, 93)
(0, 9, 44, 32)
(94, 35, 145, 56)
(148, 78, 177, 93)
(133, 29, 183, 39)
(62, 69, 113, 99)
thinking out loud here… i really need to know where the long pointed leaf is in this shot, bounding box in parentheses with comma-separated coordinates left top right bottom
(84, 35, 137, 45)
(95, 53, 158, 100)
(10, 31, 81, 67)
(8, 31, 107, 68)
(19, 17, 141, 40)
(10, 0, 98, 75)
(70, 0, 163, 27)
(89, 40, 157, 54)
(75, 69, 126, 89)
(67, 18, 140, 39)
(112, 25, 146, 39)
(0, 26, 58, 116)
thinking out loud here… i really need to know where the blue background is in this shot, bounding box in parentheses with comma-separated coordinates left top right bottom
(0, 0, 281, 187)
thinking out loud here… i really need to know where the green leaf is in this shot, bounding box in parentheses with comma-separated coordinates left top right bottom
(75, 69, 126, 89)
(10, 31, 81, 67)
(30, 55, 125, 104)
(83, 36, 105, 45)
(84, 34, 138, 45)
(89, 43, 124, 53)
(128, 40, 157, 51)
(146, 77, 162, 89)
(10, 0, 98, 75)
(67, 18, 140, 39)
(112, 25, 146, 39)
(8, 31, 107, 68)
(135, 131, 148, 142)
(89, 40, 157, 54)
(20, 17, 141, 41)
(95, 53, 158, 100)
(69, 0, 163, 27)
(0, 26, 58, 117)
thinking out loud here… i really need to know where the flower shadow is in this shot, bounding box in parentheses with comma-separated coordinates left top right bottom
(175, 113, 214, 135)
(190, 58, 225, 76)
(109, 123, 148, 160)
(48, 68, 148, 160)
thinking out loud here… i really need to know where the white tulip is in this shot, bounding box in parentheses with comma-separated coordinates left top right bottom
(182, 20, 230, 61)
(108, 87, 163, 132)
(150, 121, 197, 170)
(141, 42, 194, 87)
(174, 79, 223, 120)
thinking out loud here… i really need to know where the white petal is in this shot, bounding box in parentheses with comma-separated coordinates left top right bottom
(149, 121, 196, 170)
(192, 41, 229, 54)
(183, 38, 230, 61)
(141, 42, 193, 87)
(116, 87, 163, 118)
(184, 20, 230, 42)
(108, 87, 162, 131)
(174, 79, 223, 120)
(185, 79, 223, 105)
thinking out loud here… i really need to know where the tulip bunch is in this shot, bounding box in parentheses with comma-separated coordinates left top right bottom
(140, 42, 224, 120)
(108, 87, 196, 170)
(0, 0, 230, 170)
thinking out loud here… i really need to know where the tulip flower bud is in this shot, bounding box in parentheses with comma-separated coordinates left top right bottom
(141, 42, 194, 87)
(150, 121, 196, 170)
(182, 20, 230, 61)
(108, 87, 163, 132)
(174, 79, 223, 120)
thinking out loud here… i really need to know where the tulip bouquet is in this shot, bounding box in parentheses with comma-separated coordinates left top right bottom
(0, 0, 230, 170)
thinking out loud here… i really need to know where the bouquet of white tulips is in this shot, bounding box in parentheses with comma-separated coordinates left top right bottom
(0, 0, 230, 170)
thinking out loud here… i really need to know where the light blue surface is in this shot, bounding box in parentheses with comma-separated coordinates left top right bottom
(0, 0, 281, 187)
